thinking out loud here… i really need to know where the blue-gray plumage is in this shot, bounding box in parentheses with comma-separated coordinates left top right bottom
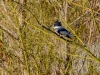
(53, 21, 72, 39)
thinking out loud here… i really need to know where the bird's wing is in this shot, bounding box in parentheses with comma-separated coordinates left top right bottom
(58, 28, 70, 36)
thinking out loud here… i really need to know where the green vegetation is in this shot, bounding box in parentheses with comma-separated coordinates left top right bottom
(0, 0, 100, 75)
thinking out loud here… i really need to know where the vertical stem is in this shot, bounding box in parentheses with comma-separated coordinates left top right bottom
(18, 0, 30, 75)
(65, 44, 72, 75)
(0, 27, 2, 47)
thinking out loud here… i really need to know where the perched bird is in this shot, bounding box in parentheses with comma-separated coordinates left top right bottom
(53, 21, 72, 39)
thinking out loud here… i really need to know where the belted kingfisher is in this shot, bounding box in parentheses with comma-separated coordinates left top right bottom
(53, 21, 72, 39)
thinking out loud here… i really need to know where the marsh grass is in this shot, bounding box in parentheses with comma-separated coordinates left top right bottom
(0, 0, 100, 75)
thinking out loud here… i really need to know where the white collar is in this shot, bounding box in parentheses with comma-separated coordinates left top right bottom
(54, 26, 62, 29)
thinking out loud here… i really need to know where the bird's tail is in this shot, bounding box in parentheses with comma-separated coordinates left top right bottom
(66, 34, 73, 39)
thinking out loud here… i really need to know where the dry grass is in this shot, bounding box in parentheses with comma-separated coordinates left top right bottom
(0, 0, 100, 75)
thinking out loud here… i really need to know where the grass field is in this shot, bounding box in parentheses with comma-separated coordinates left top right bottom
(0, 0, 100, 75)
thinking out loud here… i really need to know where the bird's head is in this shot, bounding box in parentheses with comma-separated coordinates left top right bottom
(53, 20, 62, 30)
(54, 20, 61, 26)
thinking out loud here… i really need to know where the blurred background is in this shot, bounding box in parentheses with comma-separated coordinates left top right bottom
(0, 0, 100, 75)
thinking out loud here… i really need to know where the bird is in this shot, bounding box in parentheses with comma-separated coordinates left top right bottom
(53, 20, 72, 39)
